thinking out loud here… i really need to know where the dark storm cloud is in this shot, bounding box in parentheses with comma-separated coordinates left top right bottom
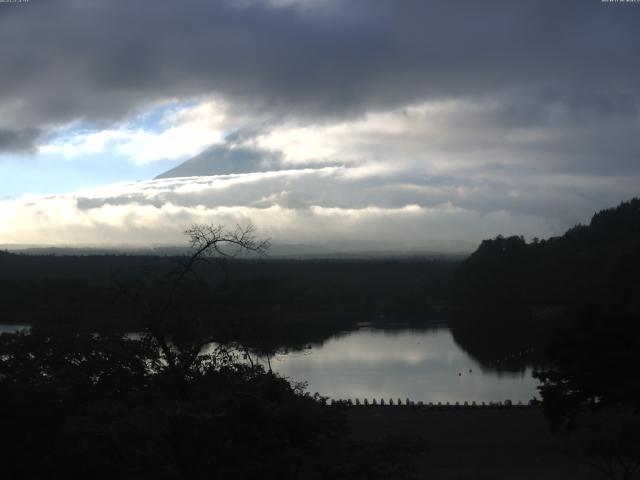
(423, 88, 640, 176)
(0, 128, 42, 153)
(1, 0, 639, 152)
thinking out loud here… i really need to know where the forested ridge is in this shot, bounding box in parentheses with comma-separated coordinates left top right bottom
(454, 197, 640, 312)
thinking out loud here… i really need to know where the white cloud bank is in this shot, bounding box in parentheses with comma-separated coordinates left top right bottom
(0, 167, 563, 253)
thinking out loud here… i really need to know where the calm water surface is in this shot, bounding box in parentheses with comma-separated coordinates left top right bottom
(270, 327, 539, 403)
(0, 324, 30, 334)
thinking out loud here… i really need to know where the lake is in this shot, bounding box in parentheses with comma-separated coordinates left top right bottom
(0, 324, 30, 334)
(0, 324, 539, 403)
(268, 327, 539, 404)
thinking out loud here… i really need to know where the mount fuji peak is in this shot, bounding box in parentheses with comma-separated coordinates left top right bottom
(155, 145, 281, 179)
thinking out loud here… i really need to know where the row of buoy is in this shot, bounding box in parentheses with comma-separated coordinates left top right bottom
(328, 398, 539, 408)
(487, 346, 536, 368)
(454, 346, 537, 374)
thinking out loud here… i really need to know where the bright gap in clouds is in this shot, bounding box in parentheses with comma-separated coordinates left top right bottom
(39, 98, 235, 165)
(0, 98, 242, 197)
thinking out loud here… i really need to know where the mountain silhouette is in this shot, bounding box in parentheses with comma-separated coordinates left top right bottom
(155, 144, 281, 179)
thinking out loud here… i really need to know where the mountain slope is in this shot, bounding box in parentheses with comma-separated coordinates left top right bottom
(155, 145, 280, 179)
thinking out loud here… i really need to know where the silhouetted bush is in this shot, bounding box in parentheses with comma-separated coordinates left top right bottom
(0, 323, 426, 479)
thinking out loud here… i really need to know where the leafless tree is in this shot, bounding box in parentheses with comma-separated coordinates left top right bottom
(128, 223, 270, 373)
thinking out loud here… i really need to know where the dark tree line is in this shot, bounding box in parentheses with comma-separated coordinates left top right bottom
(0, 248, 457, 354)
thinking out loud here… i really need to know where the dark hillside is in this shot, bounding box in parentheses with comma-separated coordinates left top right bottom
(454, 198, 640, 312)
(450, 198, 640, 370)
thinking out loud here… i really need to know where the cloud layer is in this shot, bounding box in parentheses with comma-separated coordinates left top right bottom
(0, 164, 604, 252)
(1, 0, 639, 249)
(2, 0, 639, 151)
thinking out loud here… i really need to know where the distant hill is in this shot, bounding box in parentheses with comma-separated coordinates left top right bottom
(454, 197, 640, 312)
(1, 246, 188, 256)
(3, 243, 464, 261)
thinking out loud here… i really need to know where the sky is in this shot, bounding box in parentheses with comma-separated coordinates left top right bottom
(0, 0, 639, 252)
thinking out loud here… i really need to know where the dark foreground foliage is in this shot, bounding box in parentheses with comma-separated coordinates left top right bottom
(534, 309, 640, 479)
(0, 323, 426, 480)
(534, 309, 640, 431)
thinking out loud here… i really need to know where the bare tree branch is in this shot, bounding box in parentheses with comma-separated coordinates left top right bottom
(146, 223, 269, 373)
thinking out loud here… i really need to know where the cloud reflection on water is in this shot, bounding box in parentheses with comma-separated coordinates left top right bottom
(272, 328, 538, 403)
